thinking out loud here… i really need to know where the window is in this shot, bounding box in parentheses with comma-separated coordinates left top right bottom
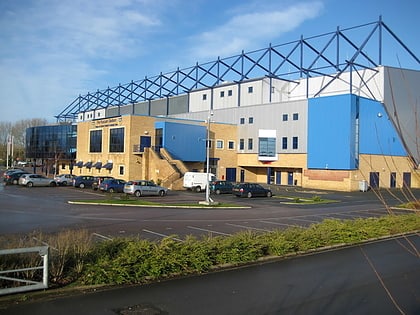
(228, 141, 235, 150)
(248, 117, 254, 124)
(293, 113, 299, 120)
(240, 117, 245, 124)
(239, 139, 245, 150)
(259, 137, 276, 157)
(220, 91, 225, 97)
(248, 86, 253, 93)
(119, 165, 124, 176)
(202, 94, 207, 100)
(293, 136, 298, 149)
(89, 130, 102, 153)
(228, 90, 233, 96)
(109, 127, 125, 152)
(282, 114, 288, 121)
(248, 138, 253, 150)
(282, 137, 288, 150)
(216, 140, 224, 149)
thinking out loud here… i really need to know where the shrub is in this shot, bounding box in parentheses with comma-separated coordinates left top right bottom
(1, 214, 419, 288)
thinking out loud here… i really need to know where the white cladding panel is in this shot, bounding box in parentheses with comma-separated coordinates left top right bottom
(213, 84, 238, 109)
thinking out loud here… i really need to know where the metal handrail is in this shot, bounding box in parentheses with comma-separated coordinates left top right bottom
(0, 246, 49, 295)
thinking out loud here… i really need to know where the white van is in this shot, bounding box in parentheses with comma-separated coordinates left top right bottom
(183, 172, 216, 192)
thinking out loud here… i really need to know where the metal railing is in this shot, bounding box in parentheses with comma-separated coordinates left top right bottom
(0, 246, 49, 295)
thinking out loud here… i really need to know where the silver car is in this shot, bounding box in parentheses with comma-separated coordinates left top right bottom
(54, 174, 75, 186)
(19, 174, 57, 187)
(123, 180, 168, 197)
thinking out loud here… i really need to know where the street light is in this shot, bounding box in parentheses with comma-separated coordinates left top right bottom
(205, 110, 213, 204)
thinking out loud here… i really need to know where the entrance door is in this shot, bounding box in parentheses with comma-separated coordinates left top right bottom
(403, 172, 411, 188)
(275, 171, 281, 185)
(266, 167, 274, 184)
(226, 168, 237, 182)
(390, 172, 396, 188)
(140, 136, 151, 152)
(287, 172, 293, 185)
(369, 172, 380, 189)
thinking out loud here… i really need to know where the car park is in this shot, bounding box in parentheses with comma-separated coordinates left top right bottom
(92, 176, 114, 190)
(232, 183, 272, 198)
(210, 180, 234, 194)
(99, 179, 126, 193)
(18, 174, 57, 187)
(54, 174, 75, 186)
(72, 175, 95, 188)
(3, 171, 30, 185)
(124, 180, 168, 197)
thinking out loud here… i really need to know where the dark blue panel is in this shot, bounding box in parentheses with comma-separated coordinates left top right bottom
(358, 98, 406, 156)
(308, 94, 357, 170)
(155, 121, 206, 161)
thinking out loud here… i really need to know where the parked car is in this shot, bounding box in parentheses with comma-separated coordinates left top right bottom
(99, 179, 126, 193)
(4, 171, 30, 185)
(124, 180, 168, 197)
(54, 174, 75, 186)
(210, 180, 234, 194)
(232, 183, 272, 198)
(92, 176, 114, 190)
(72, 175, 95, 188)
(18, 174, 57, 187)
(3, 168, 25, 178)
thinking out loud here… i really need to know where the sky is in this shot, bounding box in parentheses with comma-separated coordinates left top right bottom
(0, 0, 419, 123)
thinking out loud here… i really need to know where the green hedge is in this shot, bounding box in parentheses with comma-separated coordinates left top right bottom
(79, 214, 419, 286)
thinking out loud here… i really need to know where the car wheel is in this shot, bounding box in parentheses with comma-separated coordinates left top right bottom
(158, 190, 166, 197)
(27, 182, 34, 188)
(109, 188, 115, 193)
(266, 191, 272, 197)
(247, 191, 252, 198)
(215, 189, 221, 195)
(135, 190, 142, 197)
(62, 181, 67, 186)
(50, 182, 57, 187)
(79, 183, 85, 189)
(12, 179, 18, 185)
(195, 186, 201, 193)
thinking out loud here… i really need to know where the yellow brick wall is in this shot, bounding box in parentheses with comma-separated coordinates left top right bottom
(74, 116, 419, 192)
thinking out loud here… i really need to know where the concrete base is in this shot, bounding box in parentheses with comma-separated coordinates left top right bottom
(199, 200, 219, 206)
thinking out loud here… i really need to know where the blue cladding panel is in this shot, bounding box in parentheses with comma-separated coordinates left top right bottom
(155, 121, 206, 161)
(308, 95, 357, 169)
(359, 98, 406, 156)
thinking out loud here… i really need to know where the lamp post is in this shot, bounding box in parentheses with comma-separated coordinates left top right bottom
(205, 111, 213, 204)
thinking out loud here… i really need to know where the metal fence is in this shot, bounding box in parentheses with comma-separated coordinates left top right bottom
(0, 246, 49, 295)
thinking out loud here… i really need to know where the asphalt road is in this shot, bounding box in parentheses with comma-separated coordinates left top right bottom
(0, 181, 418, 241)
(2, 234, 419, 315)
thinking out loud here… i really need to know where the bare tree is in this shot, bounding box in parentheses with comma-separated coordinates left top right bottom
(0, 118, 49, 166)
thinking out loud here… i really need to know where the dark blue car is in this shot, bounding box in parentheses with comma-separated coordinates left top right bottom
(232, 183, 272, 198)
(99, 179, 126, 193)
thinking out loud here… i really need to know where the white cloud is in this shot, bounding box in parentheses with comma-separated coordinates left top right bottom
(188, 2, 324, 61)
(0, 0, 169, 122)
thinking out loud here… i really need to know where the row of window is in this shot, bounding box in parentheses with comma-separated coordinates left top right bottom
(209, 136, 299, 152)
(202, 86, 255, 101)
(237, 137, 299, 153)
(90, 128, 125, 153)
(239, 113, 299, 125)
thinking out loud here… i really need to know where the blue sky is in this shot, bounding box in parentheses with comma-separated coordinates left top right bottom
(0, 0, 419, 122)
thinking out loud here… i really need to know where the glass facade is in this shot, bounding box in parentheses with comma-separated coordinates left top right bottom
(26, 124, 77, 160)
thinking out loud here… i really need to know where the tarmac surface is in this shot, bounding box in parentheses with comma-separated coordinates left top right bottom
(1, 234, 419, 315)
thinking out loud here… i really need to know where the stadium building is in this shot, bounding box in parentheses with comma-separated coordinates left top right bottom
(38, 18, 419, 191)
